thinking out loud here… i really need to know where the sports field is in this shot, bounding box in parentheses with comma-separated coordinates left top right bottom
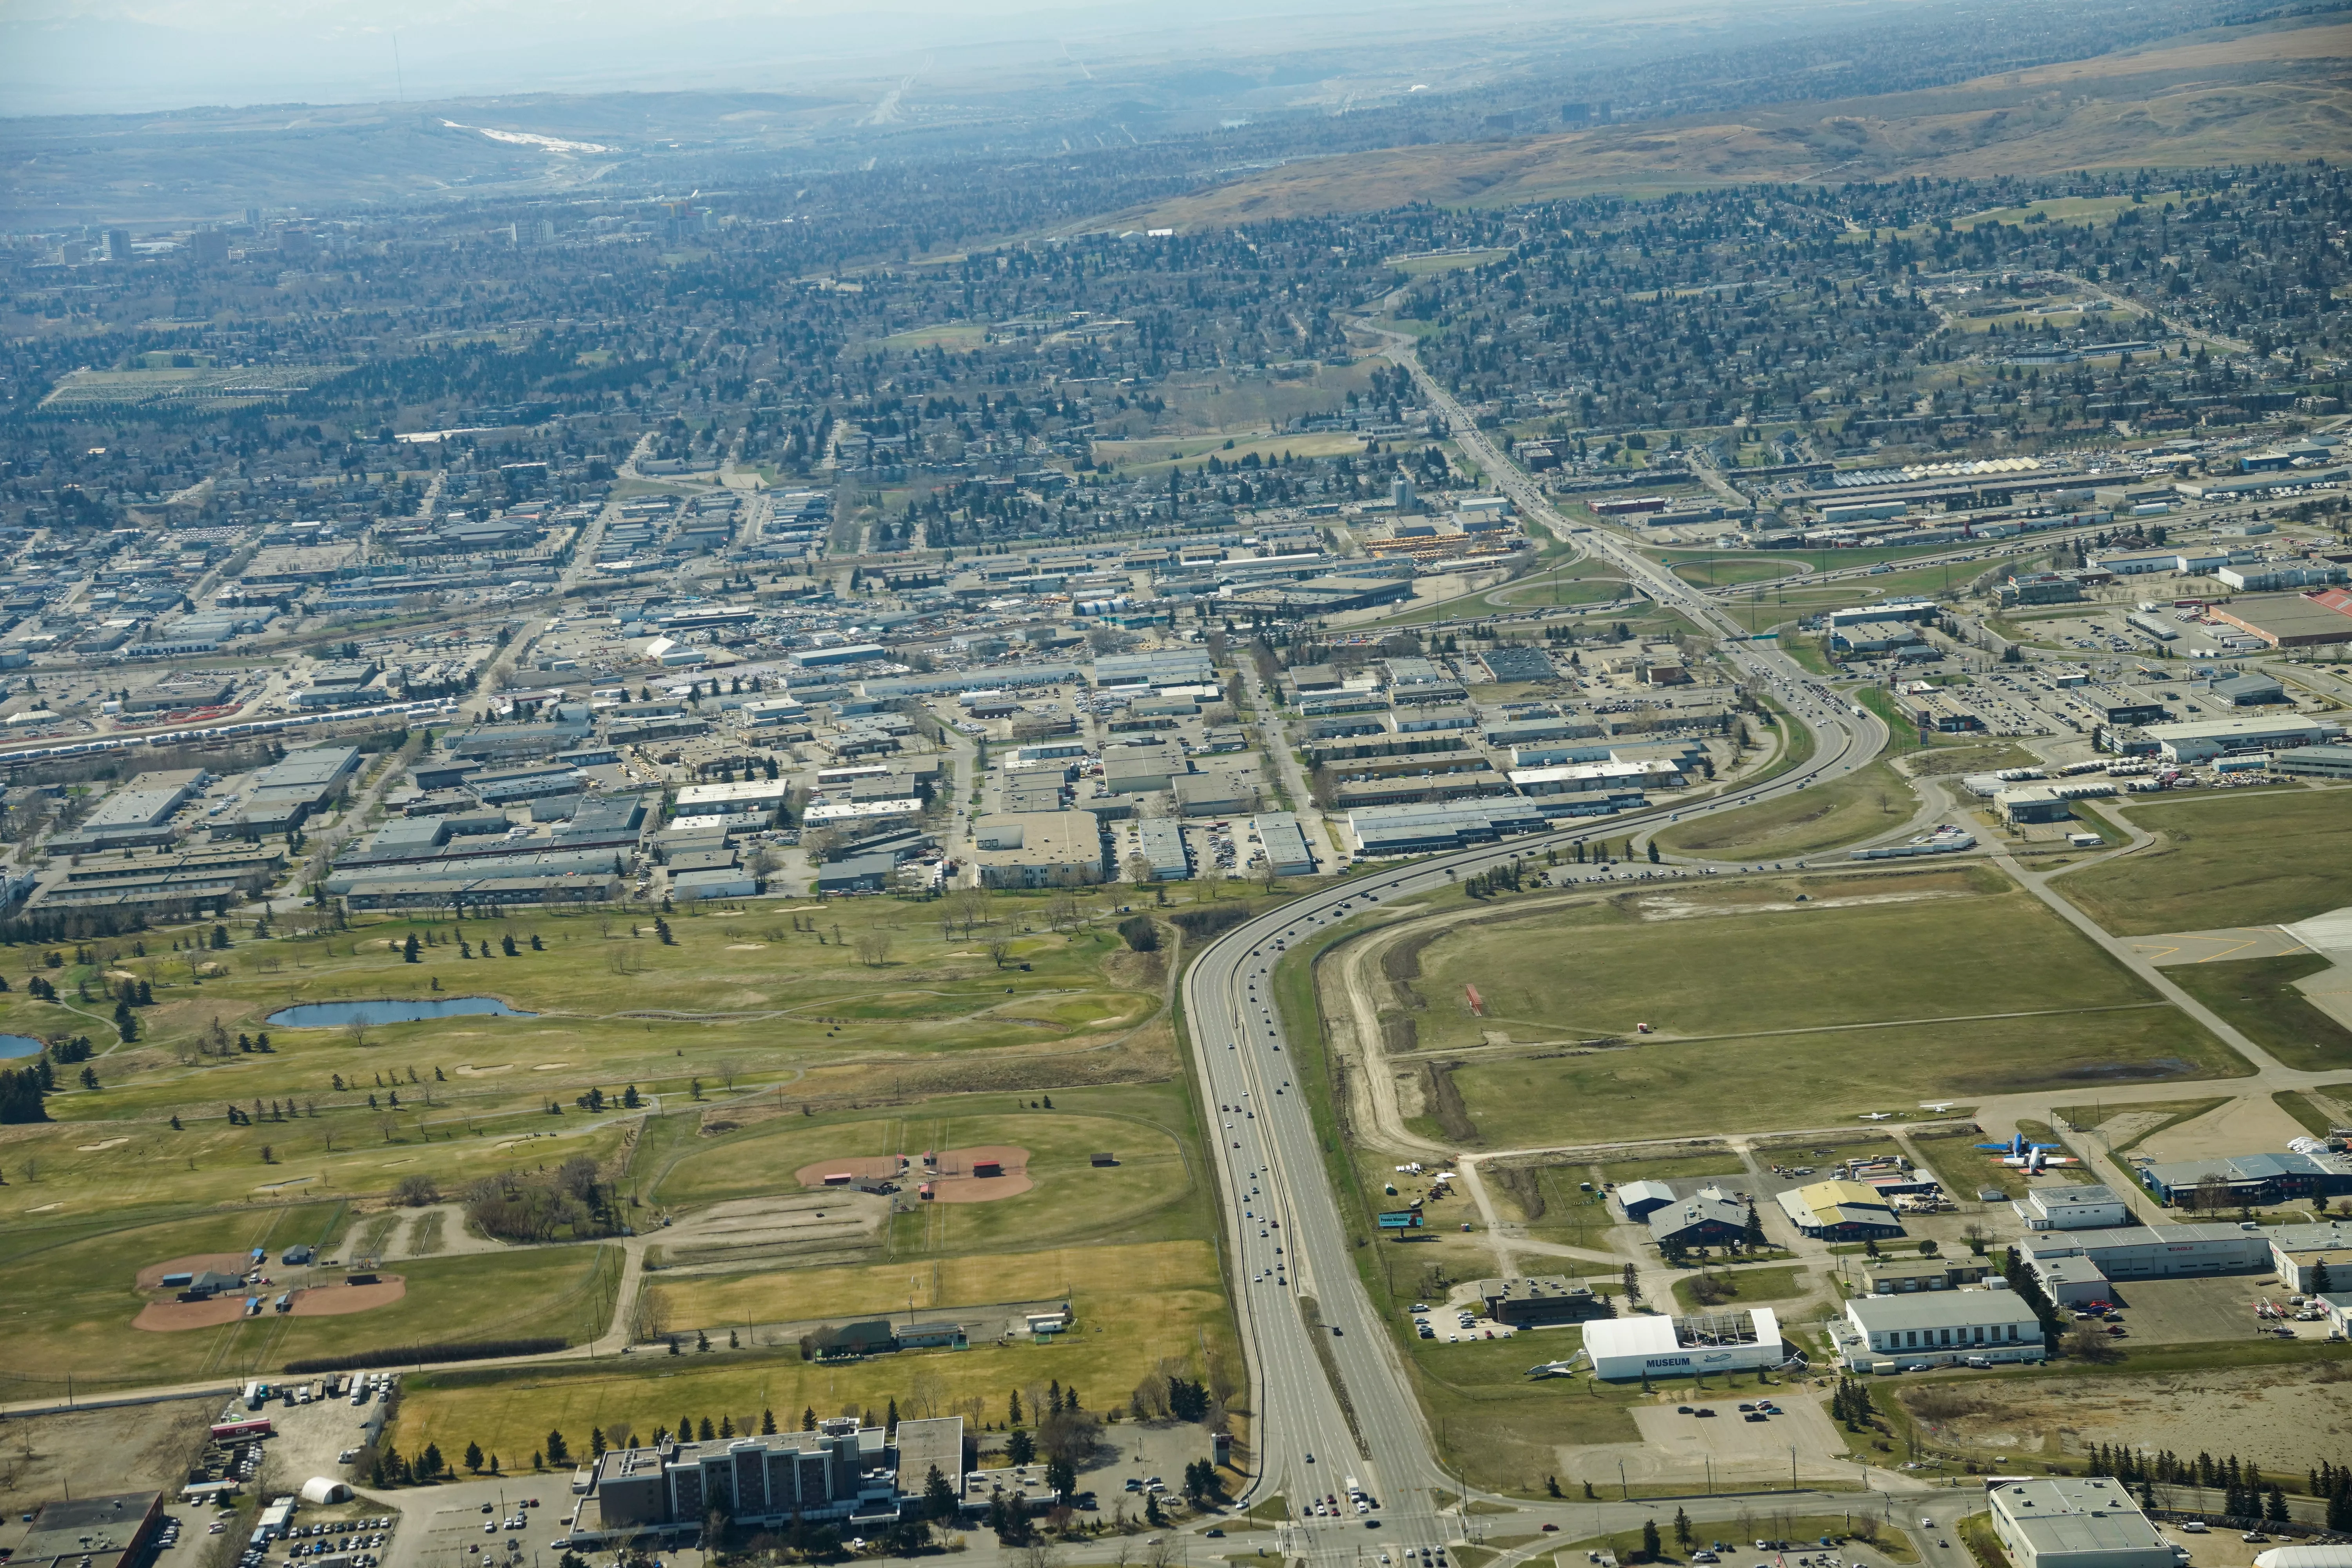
(647, 1091, 1205, 1255)
(0, 1200, 617, 1397)
(2055, 790, 2352, 936)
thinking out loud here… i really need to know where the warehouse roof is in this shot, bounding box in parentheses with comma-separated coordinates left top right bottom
(1846, 1290, 2041, 1333)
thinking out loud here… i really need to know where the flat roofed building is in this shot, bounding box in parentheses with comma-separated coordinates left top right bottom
(890, 1416, 965, 1501)
(579, 1422, 893, 1538)
(967, 811, 1106, 889)
(2273, 743, 2352, 780)
(1989, 1478, 2172, 1568)
(16, 1493, 165, 1568)
(2140, 714, 2338, 763)
(2019, 1223, 2273, 1299)
(673, 779, 789, 817)
(1474, 1275, 1615, 1327)
(2209, 592, 2352, 648)
(1252, 812, 1315, 877)
(2269, 1219, 2352, 1292)
(1841, 1290, 2044, 1368)
(2020, 1184, 2129, 1231)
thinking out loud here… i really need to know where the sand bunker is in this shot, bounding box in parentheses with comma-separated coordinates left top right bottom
(796, 1154, 905, 1186)
(726, 943, 767, 951)
(78, 1137, 128, 1152)
(453, 1063, 513, 1076)
(137, 1253, 254, 1290)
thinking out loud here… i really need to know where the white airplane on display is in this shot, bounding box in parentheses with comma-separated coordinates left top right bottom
(1922, 1102, 1958, 1113)
(1857, 1112, 1895, 1121)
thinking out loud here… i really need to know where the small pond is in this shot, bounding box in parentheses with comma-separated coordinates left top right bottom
(0, 1033, 43, 1060)
(265, 997, 537, 1029)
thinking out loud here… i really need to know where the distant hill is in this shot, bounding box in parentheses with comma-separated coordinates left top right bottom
(1122, 18, 2352, 226)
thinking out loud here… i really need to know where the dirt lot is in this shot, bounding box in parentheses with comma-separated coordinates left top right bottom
(0, 1401, 216, 1515)
(1901, 1361, 2352, 1471)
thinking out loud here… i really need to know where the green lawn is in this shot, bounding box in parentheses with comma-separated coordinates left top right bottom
(1411, 869, 2163, 1053)
(1671, 1263, 1812, 1312)
(0, 893, 1168, 1230)
(2163, 955, 2352, 1073)
(1448, 1007, 2239, 1151)
(1653, 758, 1921, 860)
(0, 1201, 615, 1397)
(2055, 791, 2352, 936)
(650, 1096, 1205, 1256)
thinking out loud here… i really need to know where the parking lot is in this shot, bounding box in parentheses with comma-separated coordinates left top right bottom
(2091, 1272, 2287, 1346)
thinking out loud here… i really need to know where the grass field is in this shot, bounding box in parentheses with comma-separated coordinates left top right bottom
(1670, 1263, 1811, 1312)
(1093, 431, 1367, 475)
(2163, 955, 2352, 1073)
(0, 892, 1169, 1230)
(390, 1239, 1236, 1467)
(1448, 1006, 2238, 1150)
(1594, 1150, 1748, 1186)
(1388, 249, 1510, 275)
(1653, 759, 1921, 860)
(872, 323, 989, 352)
(2055, 791, 2352, 936)
(646, 1089, 1207, 1257)
(0, 1199, 617, 1396)
(1403, 871, 2242, 1145)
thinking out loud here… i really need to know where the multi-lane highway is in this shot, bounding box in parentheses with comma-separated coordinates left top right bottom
(1180, 349, 1895, 1555)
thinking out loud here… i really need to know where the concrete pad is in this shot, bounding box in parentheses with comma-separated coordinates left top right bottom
(2135, 1096, 2309, 1163)
(1593, 1397, 1853, 1485)
(2126, 926, 2311, 965)
(2285, 907, 2352, 958)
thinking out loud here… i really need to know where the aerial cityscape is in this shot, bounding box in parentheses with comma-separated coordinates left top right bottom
(2, 7, 2352, 1568)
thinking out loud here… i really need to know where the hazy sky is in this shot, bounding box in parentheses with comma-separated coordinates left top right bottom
(0, 0, 1505, 116)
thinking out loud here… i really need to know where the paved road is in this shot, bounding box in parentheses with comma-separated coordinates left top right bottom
(1177, 354, 1904, 1558)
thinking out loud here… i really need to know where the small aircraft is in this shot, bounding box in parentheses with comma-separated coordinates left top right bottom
(1526, 1351, 1590, 1379)
(1922, 1102, 1958, 1113)
(1858, 1111, 1895, 1122)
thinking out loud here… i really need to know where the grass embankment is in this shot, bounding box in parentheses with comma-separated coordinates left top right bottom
(2056, 791, 2352, 935)
(1271, 913, 1648, 1494)
(1654, 757, 1920, 859)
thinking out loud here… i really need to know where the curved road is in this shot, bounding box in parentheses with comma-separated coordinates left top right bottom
(1183, 352, 1895, 1556)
